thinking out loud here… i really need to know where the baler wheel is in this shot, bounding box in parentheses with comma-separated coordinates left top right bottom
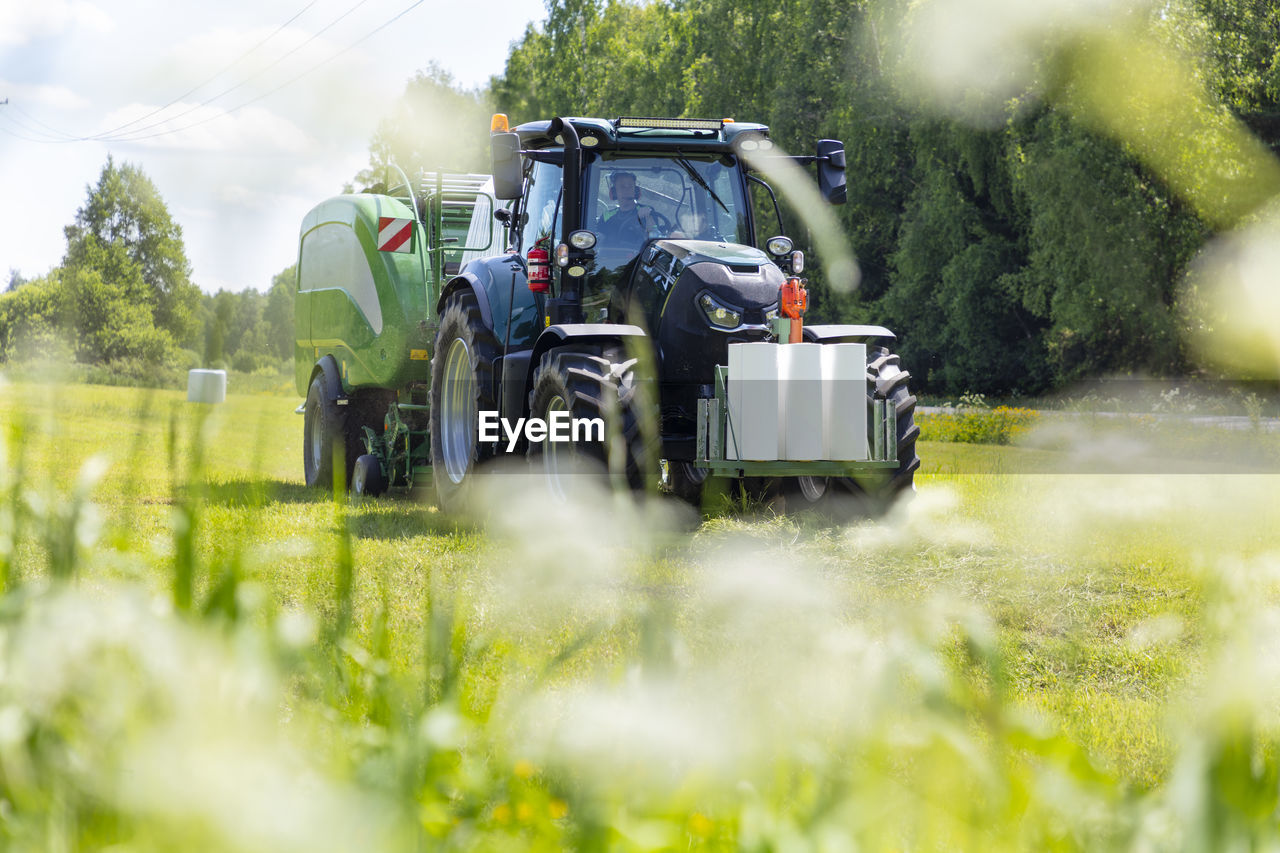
(304, 371, 347, 490)
(352, 454, 387, 497)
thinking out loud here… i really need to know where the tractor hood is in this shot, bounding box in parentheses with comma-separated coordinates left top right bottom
(647, 239, 786, 319)
(657, 239, 771, 268)
(624, 238, 788, 448)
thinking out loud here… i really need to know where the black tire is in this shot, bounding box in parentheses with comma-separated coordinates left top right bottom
(527, 348, 650, 499)
(833, 345, 920, 513)
(430, 291, 500, 512)
(779, 475, 831, 513)
(352, 454, 386, 497)
(662, 460, 709, 506)
(304, 370, 348, 490)
(303, 369, 387, 492)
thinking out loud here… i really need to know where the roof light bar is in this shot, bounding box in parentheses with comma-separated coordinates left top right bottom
(616, 116, 723, 131)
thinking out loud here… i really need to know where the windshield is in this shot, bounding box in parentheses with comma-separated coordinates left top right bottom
(584, 153, 751, 277)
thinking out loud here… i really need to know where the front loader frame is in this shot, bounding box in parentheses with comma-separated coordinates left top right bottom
(694, 365, 899, 478)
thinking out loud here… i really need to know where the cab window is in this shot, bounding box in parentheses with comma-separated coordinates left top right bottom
(519, 160, 564, 254)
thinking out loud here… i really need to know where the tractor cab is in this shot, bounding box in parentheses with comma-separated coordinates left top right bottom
(491, 116, 832, 331)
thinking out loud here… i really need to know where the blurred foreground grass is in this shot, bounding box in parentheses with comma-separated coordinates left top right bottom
(2, 378, 1280, 850)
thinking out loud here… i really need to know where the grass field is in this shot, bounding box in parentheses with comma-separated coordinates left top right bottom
(3, 377, 1280, 850)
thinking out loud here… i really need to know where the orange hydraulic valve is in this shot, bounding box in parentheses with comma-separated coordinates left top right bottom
(780, 277, 808, 344)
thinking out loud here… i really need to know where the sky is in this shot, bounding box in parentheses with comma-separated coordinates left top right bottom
(0, 0, 545, 294)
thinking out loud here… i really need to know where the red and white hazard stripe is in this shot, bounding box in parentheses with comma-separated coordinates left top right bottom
(377, 217, 414, 253)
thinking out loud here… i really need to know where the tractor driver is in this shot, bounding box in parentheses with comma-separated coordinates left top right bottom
(596, 171, 664, 248)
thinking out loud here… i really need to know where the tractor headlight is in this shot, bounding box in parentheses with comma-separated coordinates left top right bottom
(765, 235, 793, 257)
(568, 229, 597, 249)
(698, 291, 743, 329)
(764, 303, 780, 323)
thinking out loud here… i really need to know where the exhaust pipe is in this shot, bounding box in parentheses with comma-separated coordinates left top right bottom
(546, 117, 583, 324)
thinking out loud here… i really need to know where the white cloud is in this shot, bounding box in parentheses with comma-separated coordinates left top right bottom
(140, 23, 353, 111)
(0, 79, 89, 110)
(0, 0, 112, 46)
(0, 0, 547, 294)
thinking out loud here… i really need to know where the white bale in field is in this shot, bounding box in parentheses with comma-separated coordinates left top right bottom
(187, 369, 227, 404)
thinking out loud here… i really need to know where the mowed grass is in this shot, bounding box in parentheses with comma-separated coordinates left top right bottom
(3, 377, 1280, 850)
(4, 379, 487, 682)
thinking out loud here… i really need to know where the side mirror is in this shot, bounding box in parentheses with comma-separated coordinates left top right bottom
(491, 132, 524, 200)
(494, 207, 512, 224)
(815, 139, 846, 205)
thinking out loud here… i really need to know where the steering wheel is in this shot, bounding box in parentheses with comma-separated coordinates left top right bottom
(642, 209, 674, 236)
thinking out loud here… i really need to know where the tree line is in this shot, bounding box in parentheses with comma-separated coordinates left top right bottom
(0, 158, 295, 383)
(475, 0, 1276, 395)
(6, 1, 1276, 396)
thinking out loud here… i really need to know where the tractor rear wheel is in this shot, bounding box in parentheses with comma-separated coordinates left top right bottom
(527, 348, 649, 499)
(430, 291, 499, 512)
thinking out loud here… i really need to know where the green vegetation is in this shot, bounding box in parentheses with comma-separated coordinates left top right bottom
(3, 379, 1280, 849)
(479, 0, 1280, 395)
(0, 157, 199, 366)
(9, 2, 1277, 399)
(918, 400, 1040, 445)
(352, 63, 494, 191)
(0, 158, 294, 386)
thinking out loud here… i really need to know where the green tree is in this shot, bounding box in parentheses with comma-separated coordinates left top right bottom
(479, 0, 1274, 394)
(1008, 112, 1203, 383)
(877, 121, 1031, 394)
(0, 272, 72, 362)
(354, 65, 492, 189)
(63, 157, 200, 350)
(264, 265, 296, 361)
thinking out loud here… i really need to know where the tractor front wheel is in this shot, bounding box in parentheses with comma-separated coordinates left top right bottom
(527, 348, 649, 500)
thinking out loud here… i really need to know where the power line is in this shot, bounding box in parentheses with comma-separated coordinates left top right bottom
(1, 0, 334, 144)
(0, 113, 71, 144)
(91, 0, 324, 140)
(0, 0, 427, 148)
(8, 102, 81, 141)
(106, 0, 426, 144)
(0, 99, 65, 144)
(94, 0, 375, 142)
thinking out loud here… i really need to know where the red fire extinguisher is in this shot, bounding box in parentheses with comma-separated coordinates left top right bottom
(527, 245, 551, 293)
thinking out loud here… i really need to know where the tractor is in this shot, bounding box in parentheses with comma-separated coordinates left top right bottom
(294, 115, 919, 513)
